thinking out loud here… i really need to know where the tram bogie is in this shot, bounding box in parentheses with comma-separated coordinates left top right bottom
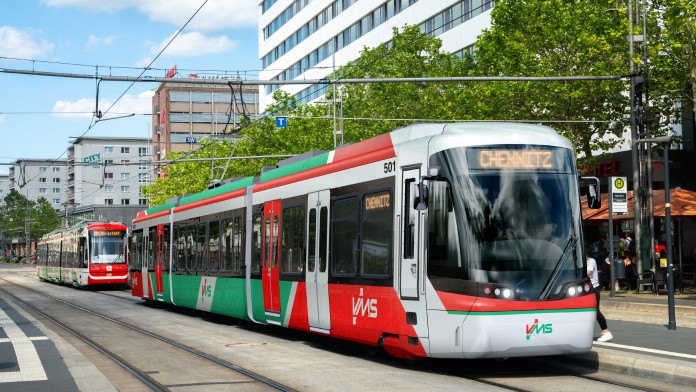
(130, 122, 601, 359)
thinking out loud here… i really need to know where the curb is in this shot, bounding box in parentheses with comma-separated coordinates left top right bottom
(533, 348, 696, 389)
(602, 300, 696, 319)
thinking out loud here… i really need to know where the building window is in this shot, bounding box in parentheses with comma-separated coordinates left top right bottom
(52, 178, 60, 183)
(138, 161, 147, 170)
(139, 147, 148, 156)
(122, 159, 130, 164)
(105, 146, 113, 153)
(39, 188, 47, 194)
(139, 198, 148, 205)
(39, 178, 47, 183)
(53, 188, 60, 194)
(105, 185, 114, 193)
(138, 173, 148, 183)
(121, 199, 130, 205)
(52, 167, 60, 172)
(105, 199, 113, 205)
(105, 172, 114, 179)
(52, 198, 60, 204)
(121, 147, 130, 154)
(121, 173, 130, 180)
(39, 167, 47, 172)
(104, 159, 114, 164)
(121, 186, 130, 192)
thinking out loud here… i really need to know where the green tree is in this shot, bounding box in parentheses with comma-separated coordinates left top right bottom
(651, 0, 696, 138)
(31, 198, 62, 238)
(469, 0, 630, 163)
(0, 190, 60, 243)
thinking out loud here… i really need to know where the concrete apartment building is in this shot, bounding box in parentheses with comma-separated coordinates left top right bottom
(8, 159, 69, 211)
(67, 136, 152, 211)
(152, 81, 261, 168)
(0, 173, 9, 202)
(258, 0, 494, 108)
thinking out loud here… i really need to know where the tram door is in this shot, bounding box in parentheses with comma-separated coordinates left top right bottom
(306, 190, 331, 332)
(262, 200, 282, 316)
(155, 224, 165, 295)
(401, 168, 421, 300)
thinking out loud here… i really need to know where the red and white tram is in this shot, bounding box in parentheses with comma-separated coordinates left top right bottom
(129, 122, 601, 359)
(37, 222, 129, 287)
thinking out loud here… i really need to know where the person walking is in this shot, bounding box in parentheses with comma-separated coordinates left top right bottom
(587, 254, 613, 342)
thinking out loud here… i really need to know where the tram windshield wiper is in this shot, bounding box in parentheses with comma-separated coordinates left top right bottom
(538, 235, 577, 300)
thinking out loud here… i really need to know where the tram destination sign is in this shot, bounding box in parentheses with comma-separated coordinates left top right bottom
(466, 146, 572, 172)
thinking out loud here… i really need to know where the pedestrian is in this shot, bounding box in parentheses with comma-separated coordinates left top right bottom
(587, 253, 613, 342)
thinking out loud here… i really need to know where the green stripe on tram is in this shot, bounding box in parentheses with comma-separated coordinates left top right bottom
(145, 202, 176, 215)
(260, 152, 330, 182)
(179, 176, 254, 206)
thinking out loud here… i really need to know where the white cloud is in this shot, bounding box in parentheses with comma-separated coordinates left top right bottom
(134, 57, 155, 68)
(0, 26, 54, 58)
(43, 0, 258, 30)
(152, 31, 238, 57)
(86, 34, 118, 48)
(139, 0, 258, 30)
(52, 90, 155, 119)
(42, 0, 138, 13)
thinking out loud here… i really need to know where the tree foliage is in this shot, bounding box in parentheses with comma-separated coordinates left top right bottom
(0, 190, 61, 240)
(143, 0, 694, 204)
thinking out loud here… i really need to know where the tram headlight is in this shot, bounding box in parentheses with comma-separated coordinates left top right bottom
(583, 282, 592, 293)
(567, 286, 577, 296)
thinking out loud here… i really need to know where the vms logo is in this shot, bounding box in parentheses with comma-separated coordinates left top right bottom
(201, 278, 213, 303)
(525, 319, 553, 340)
(352, 288, 378, 325)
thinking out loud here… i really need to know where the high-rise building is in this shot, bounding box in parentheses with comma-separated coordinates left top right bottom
(152, 81, 262, 170)
(258, 0, 494, 109)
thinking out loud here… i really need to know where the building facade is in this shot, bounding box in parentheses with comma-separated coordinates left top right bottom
(258, 0, 494, 108)
(8, 159, 69, 211)
(0, 174, 9, 203)
(67, 136, 152, 209)
(152, 81, 262, 170)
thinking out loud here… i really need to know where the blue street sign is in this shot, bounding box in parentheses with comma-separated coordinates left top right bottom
(276, 116, 287, 128)
(186, 137, 198, 144)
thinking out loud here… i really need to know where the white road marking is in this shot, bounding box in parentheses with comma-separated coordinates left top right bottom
(594, 341, 696, 360)
(0, 306, 48, 382)
(0, 336, 49, 343)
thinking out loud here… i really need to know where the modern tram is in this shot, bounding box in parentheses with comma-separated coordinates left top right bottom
(129, 122, 601, 360)
(37, 222, 129, 287)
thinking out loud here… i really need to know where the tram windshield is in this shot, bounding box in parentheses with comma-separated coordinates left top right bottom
(426, 145, 583, 300)
(90, 230, 127, 264)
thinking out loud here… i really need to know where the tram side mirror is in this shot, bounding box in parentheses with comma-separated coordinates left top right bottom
(415, 180, 429, 210)
(580, 176, 601, 209)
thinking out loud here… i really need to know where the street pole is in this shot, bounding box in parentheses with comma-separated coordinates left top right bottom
(636, 136, 675, 330)
(663, 142, 676, 330)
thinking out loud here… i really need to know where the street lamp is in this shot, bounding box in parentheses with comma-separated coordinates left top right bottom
(634, 135, 676, 330)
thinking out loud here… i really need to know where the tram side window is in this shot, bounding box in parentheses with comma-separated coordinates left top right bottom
(222, 215, 245, 273)
(209, 221, 220, 271)
(251, 212, 262, 274)
(129, 231, 143, 270)
(148, 228, 156, 270)
(195, 224, 208, 271)
(281, 206, 305, 274)
(361, 191, 392, 277)
(427, 181, 464, 279)
(331, 196, 358, 276)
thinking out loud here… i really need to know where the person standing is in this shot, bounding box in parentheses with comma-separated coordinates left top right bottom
(588, 254, 613, 342)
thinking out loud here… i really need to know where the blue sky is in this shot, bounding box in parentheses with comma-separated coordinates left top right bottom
(0, 0, 260, 175)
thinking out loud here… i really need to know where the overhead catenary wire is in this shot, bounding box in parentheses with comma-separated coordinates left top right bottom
(5, 0, 211, 191)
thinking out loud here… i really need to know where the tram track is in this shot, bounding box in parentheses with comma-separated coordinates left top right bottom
(0, 268, 678, 391)
(0, 277, 295, 392)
